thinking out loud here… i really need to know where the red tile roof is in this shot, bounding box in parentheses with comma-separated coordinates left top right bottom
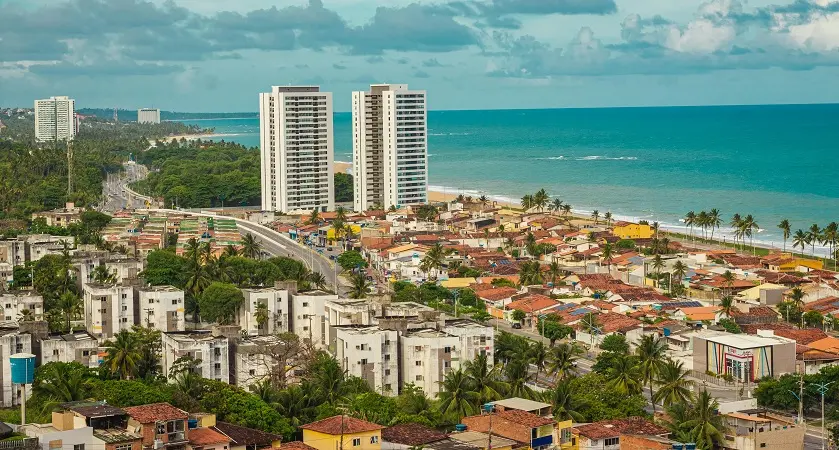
(740, 323, 827, 345)
(574, 423, 619, 440)
(381, 423, 447, 446)
(506, 295, 559, 313)
(189, 428, 230, 446)
(300, 415, 384, 435)
(600, 417, 669, 436)
(597, 312, 643, 333)
(804, 296, 839, 314)
(730, 306, 778, 318)
(124, 403, 187, 423)
(283, 442, 318, 450)
(214, 422, 283, 447)
(478, 287, 519, 301)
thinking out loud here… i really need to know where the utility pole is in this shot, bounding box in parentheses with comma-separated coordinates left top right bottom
(813, 381, 834, 450)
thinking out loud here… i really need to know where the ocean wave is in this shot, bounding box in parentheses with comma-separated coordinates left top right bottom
(536, 155, 638, 161)
(429, 132, 472, 136)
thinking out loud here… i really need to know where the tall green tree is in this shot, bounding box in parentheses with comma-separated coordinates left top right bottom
(654, 359, 694, 407)
(636, 334, 668, 413)
(241, 233, 262, 259)
(437, 368, 478, 422)
(199, 282, 244, 324)
(103, 330, 141, 379)
(778, 219, 791, 252)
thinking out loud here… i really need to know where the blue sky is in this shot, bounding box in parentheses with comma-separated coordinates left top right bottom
(3, 0, 839, 111)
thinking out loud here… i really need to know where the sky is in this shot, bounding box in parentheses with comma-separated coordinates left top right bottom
(3, 0, 839, 112)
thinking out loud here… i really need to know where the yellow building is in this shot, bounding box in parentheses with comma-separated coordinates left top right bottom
(556, 419, 575, 449)
(774, 257, 824, 272)
(613, 223, 653, 240)
(440, 277, 477, 289)
(301, 416, 384, 450)
(327, 224, 362, 241)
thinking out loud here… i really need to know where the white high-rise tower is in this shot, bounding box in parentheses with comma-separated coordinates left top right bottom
(352, 84, 427, 211)
(259, 86, 334, 213)
(34, 96, 75, 142)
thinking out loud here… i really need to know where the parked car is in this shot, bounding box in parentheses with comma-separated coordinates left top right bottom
(512, 323, 522, 329)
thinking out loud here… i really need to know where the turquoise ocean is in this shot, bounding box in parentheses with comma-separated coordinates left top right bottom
(178, 104, 839, 254)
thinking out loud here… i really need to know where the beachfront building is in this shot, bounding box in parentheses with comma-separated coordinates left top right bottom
(352, 84, 427, 211)
(137, 108, 161, 124)
(35, 96, 76, 141)
(259, 86, 335, 213)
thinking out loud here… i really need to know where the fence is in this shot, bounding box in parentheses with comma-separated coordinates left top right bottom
(0, 438, 40, 450)
(690, 370, 755, 389)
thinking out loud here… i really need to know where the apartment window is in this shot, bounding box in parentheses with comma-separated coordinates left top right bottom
(415, 375, 423, 381)
(604, 438, 619, 446)
(116, 444, 132, 450)
(302, 302, 309, 307)
(73, 444, 85, 450)
(415, 360, 422, 366)
(370, 436, 379, 444)
(53, 349, 59, 356)
(352, 439, 361, 447)
(444, 346, 451, 353)
(173, 299, 179, 305)
(361, 359, 368, 365)
(385, 369, 391, 376)
(414, 346, 422, 352)
(384, 354, 390, 361)
(249, 370, 256, 376)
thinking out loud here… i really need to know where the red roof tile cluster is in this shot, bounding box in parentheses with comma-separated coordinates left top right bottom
(596, 312, 643, 333)
(189, 428, 230, 446)
(755, 270, 811, 285)
(730, 306, 779, 318)
(599, 417, 669, 436)
(496, 410, 556, 427)
(740, 323, 827, 345)
(506, 295, 559, 313)
(478, 287, 519, 301)
(804, 296, 839, 314)
(124, 403, 187, 423)
(300, 416, 384, 435)
(283, 442, 318, 450)
(574, 423, 619, 440)
(381, 423, 447, 446)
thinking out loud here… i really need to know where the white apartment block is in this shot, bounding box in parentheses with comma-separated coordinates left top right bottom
(352, 84, 427, 211)
(135, 285, 185, 332)
(335, 326, 399, 395)
(35, 96, 76, 142)
(239, 287, 291, 336)
(443, 319, 495, 366)
(162, 331, 229, 382)
(324, 298, 376, 350)
(291, 290, 337, 348)
(0, 328, 32, 407)
(40, 330, 100, 368)
(137, 108, 161, 124)
(82, 283, 137, 340)
(400, 328, 459, 398)
(0, 292, 44, 322)
(259, 86, 334, 213)
(75, 252, 143, 287)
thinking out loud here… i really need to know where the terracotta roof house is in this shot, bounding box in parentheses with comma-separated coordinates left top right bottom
(506, 295, 560, 314)
(124, 403, 189, 450)
(461, 410, 556, 449)
(282, 442, 318, 450)
(214, 421, 283, 450)
(730, 306, 779, 325)
(189, 427, 231, 450)
(574, 417, 668, 449)
(301, 416, 384, 435)
(382, 423, 447, 446)
(740, 323, 827, 345)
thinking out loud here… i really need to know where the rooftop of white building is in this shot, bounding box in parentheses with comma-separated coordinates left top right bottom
(704, 331, 795, 349)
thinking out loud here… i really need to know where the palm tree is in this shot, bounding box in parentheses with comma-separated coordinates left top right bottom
(654, 359, 694, 408)
(335, 206, 348, 222)
(222, 245, 240, 258)
(684, 211, 696, 241)
(778, 219, 791, 252)
(729, 213, 742, 247)
(721, 270, 736, 297)
(547, 261, 561, 286)
(33, 364, 93, 404)
(824, 222, 839, 269)
(551, 199, 563, 215)
(708, 209, 722, 240)
(741, 215, 759, 253)
(241, 233, 262, 259)
(103, 330, 140, 379)
(504, 358, 535, 399)
(464, 353, 507, 403)
(591, 210, 599, 224)
(521, 194, 534, 210)
(697, 211, 709, 239)
(561, 204, 572, 217)
(605, 355, 641, 395)
(793, 229, 809, 254)
(547, 343, 581, 381)
(309, 271, 327, 290)
(420, 243, 447, 279)
(348, 272, 372, 299)
(651, 254, 664, 288)
(808, 223, 822, 256)
(18, 309, 35, 323)
(437, 368, 478, 422)
(719, 295, 735, 318)
(601, 243, 614, 272)
(92, 263, 116, 284)
(518, 260, 544, 286)
(788, 287, 806, 311)
(545, 380, 585, 422)
(636, 334, 668, 414)
(57, 291, 82, 332)
(687, 390, 728, 450)
(528, 341, 549, 376)
(254, 301, 269, 334)
(533, 189, 549, 212)
(306, 208, 321, 225)
(604, 211, 613, 226)
(671, 261, 687, 286)
(478, 195, 489, 210)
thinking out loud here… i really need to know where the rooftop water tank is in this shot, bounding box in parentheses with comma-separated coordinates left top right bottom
(9, 353, 36, 384)
(454, 424, 467, 432)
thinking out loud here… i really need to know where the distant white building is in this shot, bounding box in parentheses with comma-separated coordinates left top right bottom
(162, 330, 230, 382)
(335, 326, 400, 395)
(35, 96, 76, 141)
(259, 85, 334, 213)
(0, 327, 32, 407)
(239, 287, 291, 336)
(400, 328, 459, 398)
(82, 283, 137, 340)
(443, 319, 495, 366)
(352, 84, 428, 211)
(75, 252, 143, 288)
(135, 285, 185, 332)
(0, 292, 44, 322)
(40, 330, 100, 368)
(137, 108, 161, 124)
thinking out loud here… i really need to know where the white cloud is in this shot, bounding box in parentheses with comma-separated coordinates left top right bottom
(787, 12, 839, 51)
(664, 18, 736, 53)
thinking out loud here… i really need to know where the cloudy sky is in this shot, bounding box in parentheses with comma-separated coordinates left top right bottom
(3, 0, 839, 111)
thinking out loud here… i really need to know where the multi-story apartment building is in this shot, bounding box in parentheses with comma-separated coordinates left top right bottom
(443, 319, 494, 366)
(352, 84, 427, 211)
(291, 290, 338, 348)
(0, 327, 32, 407)
(75, 251, 143, 288)
(82, 283, 137, 340)
(0, 292, 44, 322)
(40, 330, 100, 367)
(399, 328, 460, 398)
(334, 326, 400, 395)
(137, 108, 161, 124)
(161, 330, 230, 383)
(239, 287, 291, 336)
(135, 285, 185, 332)
(259, 86, 334, 213)
(35, 96, 76, 141)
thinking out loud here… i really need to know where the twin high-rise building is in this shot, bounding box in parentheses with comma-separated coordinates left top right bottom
(259, 86, 335, 213)
(258, 84, 427, 213)
(352, 84, 428, 211)
(35, 96, 76, 142)
(137, 108, 161, 124)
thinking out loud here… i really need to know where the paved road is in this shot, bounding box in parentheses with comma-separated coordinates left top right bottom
(99, 162, 151, 212)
